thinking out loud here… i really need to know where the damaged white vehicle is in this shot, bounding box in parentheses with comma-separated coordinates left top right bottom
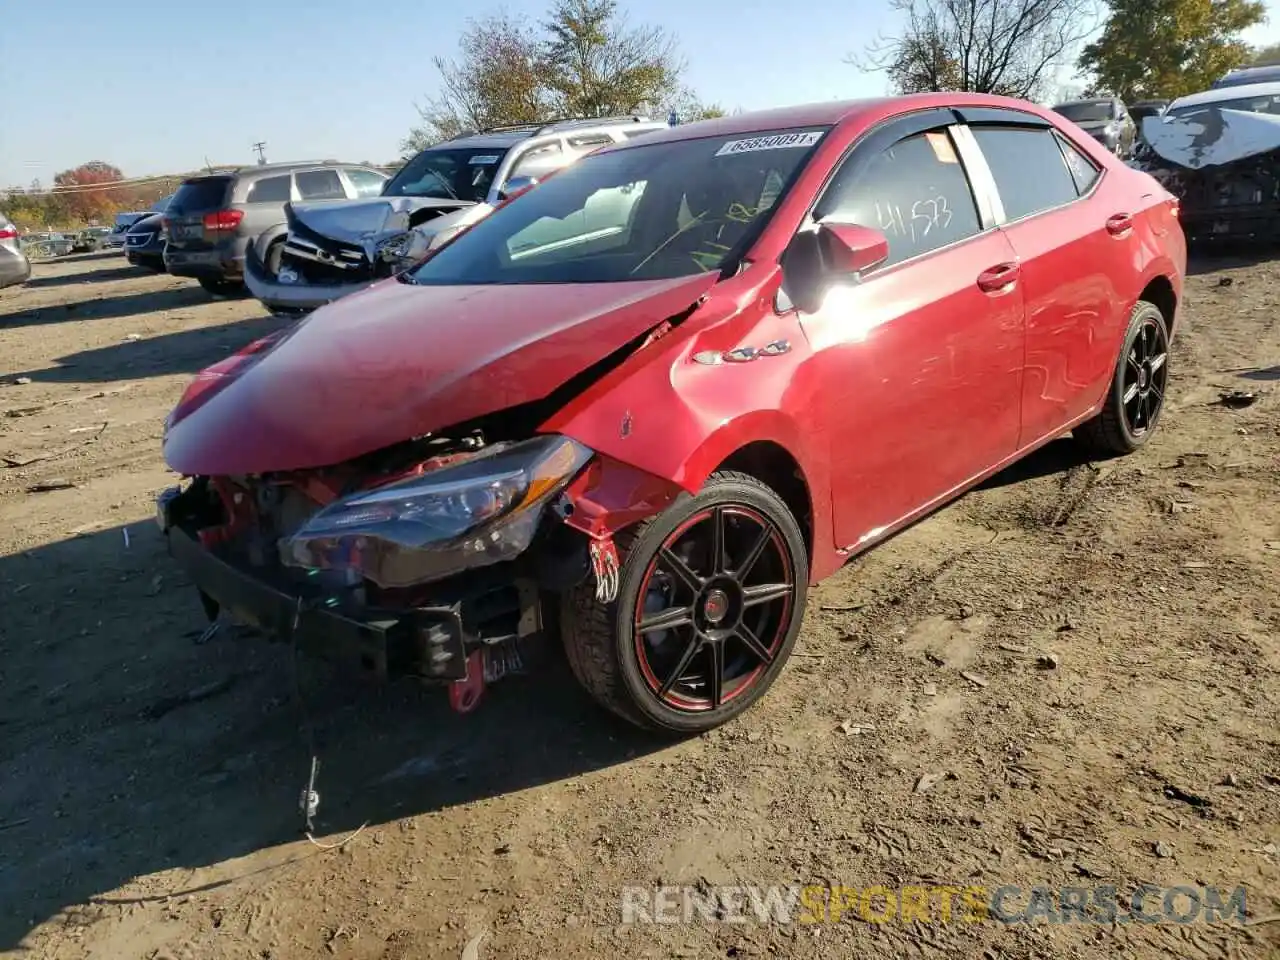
(1129, 81, 1280, 244)
(245, 115, 670, 313)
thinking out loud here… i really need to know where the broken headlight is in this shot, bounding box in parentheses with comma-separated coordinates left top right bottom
(279, 435, 592, 588)
(376, 232, 413, 262)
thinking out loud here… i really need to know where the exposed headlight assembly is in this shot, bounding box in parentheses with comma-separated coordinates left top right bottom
(280, 435, 592, 588)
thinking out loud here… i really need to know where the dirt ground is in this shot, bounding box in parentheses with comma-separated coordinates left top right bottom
(0, 250, 1276, 960)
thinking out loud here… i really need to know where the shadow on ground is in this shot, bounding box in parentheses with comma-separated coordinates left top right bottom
(1237, 364, 1280, 382)
(0, 285, 235, 331)
(6, 314, 290, 383)
(977, 436, 1098, 491)
(19, 264, 152, 290)
(0, 521, 665, 952)
(1186, 248, 1278, 276)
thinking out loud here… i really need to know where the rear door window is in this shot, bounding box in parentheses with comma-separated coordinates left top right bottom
(816, 129, 982, 269)
(345, 168, 387, 197)
(971, 126, 1081, 221)
(245, 175, 292, 203)
(295, 169, 346, 200)
(168, 177, 232, 214)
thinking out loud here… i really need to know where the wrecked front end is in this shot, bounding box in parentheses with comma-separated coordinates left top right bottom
(156, 428, 680, 711)
(246, 198, 481, 313)
(1133, 110, 1280, 243)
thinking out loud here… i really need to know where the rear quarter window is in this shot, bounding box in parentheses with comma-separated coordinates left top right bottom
(245, 175, 292, 203)
(295, 169, 346, 200)
(168, 177, 232, 213)
(971, 126, 1080, 221)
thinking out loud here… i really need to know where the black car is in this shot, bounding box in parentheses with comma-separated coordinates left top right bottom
(125, 213, 166, 271)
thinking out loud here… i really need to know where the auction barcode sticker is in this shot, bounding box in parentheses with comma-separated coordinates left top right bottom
(714, 131, 825, 157)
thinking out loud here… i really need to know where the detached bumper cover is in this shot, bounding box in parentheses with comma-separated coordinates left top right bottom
(160, 517, 468, 682)
(244, 242, 375, 311)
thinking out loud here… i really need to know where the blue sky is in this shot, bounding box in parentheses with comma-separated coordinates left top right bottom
(4, 0, 1280, 186)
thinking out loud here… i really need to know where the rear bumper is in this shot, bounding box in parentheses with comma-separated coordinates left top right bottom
(244, 240, 374, 311)
(0, 254, 31, 289)
(159, 515, 470, 682)
(165, 237, 248, 280)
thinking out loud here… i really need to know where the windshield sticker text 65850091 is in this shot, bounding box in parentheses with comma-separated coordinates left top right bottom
(714, 131, 824, 157)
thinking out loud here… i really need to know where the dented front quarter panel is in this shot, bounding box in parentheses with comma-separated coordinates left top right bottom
(545, 263, 842, 582)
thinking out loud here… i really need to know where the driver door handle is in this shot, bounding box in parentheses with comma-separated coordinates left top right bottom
(977, 262, 1020, 293)
(1106, 213, 1134, 236)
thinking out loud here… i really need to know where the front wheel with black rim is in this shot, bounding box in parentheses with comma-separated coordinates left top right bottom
(560, 471, 809, 735)
(1075, 300, 1170, 456)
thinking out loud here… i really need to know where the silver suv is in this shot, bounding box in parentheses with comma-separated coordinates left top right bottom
(245, 115, 669, 312)
(163, 160, 389, 296)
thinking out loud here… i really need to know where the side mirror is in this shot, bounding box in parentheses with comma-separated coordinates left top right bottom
(816, 222, 890, 275)
(779, 221, 890, 314)
(498, 175, 539, 202)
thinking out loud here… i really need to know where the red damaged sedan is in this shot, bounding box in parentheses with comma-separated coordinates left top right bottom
(157, 93, 1185, 735)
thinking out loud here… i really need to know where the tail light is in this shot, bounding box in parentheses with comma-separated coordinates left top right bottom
(202, 209, 244, 232)
(0, 227, 17, 240)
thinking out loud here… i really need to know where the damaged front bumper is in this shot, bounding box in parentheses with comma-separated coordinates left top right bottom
(1138, 156, 1280, 243)
(161, 518, 470, 680)
(244, 241, 377, 312)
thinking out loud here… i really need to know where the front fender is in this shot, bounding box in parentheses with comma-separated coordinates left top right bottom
(252, 221, 289, 261)
(543, 289, 840, 579)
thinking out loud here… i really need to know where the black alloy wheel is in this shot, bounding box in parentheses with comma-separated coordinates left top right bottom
(561, 472, 808, 734)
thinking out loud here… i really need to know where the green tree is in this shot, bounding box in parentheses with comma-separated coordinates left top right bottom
(539, 0, 683, 116)
(1078, 0, 1266, 100)
(403, 0, 707, 153)
(1251, 40, 1280, 64)
(852, 0, 1096, 99)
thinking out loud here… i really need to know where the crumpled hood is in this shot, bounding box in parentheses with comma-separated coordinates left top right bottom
(289, 195, 473, 243)
(1140, 109, 1280, 170)
(164, 272, 719, 475)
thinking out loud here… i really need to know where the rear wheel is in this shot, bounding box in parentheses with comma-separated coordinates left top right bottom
(560, 471, 808, 735)
(198, 276, 244, 297)
(1075, 300, 1170, 456)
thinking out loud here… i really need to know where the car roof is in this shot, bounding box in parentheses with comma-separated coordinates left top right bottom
(1215, 64, 1280, 86)
(437, 117, 669, 150)
(181, 161, 379, 183)
(592, 93, 1065, 152)
(1168, 80, 1280, 111)
(1054, 98, 1117, 107)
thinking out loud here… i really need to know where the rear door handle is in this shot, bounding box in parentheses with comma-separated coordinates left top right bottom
(1106, 213, 1134, 235)
(977, 262, 1020, 293)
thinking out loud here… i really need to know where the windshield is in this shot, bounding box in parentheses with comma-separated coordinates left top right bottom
(1166, 93, 1280, 119)
(383, 147, 511, 201)
(406, 127, 827, 285)
(1055, 101, 1115, 123)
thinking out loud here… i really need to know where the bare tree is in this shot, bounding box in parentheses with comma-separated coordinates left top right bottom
(852, 0, 1099, 100)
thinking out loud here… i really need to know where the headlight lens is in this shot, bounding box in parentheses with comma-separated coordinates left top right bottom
(280, 434, 592, 588)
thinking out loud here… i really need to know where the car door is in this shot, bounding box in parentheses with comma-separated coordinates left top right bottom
(958, 114, 1124, 447)
(789, 113, 1026, 552)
